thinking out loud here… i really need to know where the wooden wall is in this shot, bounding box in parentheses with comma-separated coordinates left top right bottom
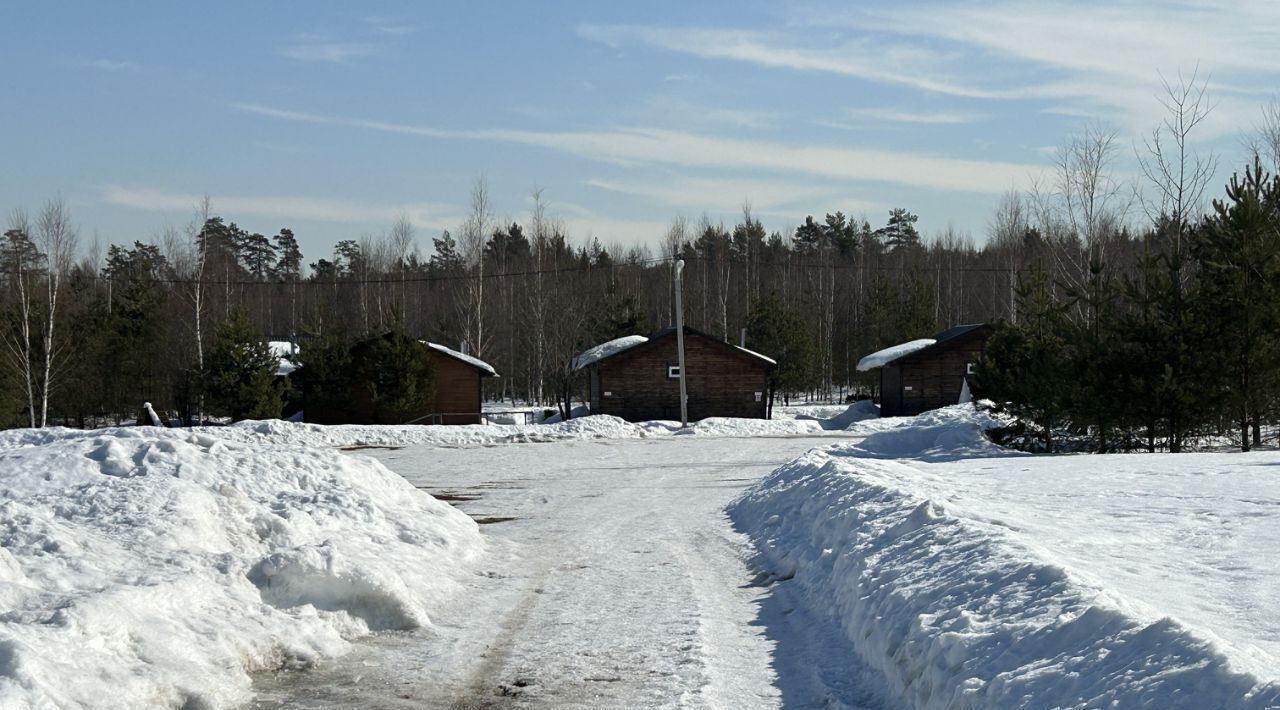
(592, 331, 769, 422)
(882, 330, 989, 416)
(429, 352, 483, 425)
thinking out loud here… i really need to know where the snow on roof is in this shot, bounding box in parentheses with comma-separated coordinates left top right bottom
(856, 339, 936, 372)
(424, 342, 498, 376)
(268, 341, 298, 377)
(572, 335, 649, 371)
(734, 345, 777, 365)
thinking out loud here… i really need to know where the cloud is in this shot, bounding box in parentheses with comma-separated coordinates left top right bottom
(642, 95, 779, 129)
(364, 16, 417, 36)
(278, 42, 377, 63)
(99, 185, 456, 230)
(233, 103, 1045, 194)
(663, 73, 698, 83)
(803, 1, 1280, 137)
(85, 59, 140, 71)
(585, 176, 873, 215)
(575, 23, 1011, 99)
(843, 107, 985, 125)
(578, 7, 1280, 139)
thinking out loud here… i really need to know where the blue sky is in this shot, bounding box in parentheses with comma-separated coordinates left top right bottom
(3, 1, 1277, 259)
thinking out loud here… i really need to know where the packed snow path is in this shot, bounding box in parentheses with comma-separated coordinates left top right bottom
(251, 436, 886, 709)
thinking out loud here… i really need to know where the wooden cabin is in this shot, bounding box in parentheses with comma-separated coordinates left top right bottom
(859, 324, 992, 417)
(305, 335, 497, 425)
(574, 326, 774, 422)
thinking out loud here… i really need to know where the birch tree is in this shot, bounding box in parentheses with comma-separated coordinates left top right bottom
(33, 197, 78, 427)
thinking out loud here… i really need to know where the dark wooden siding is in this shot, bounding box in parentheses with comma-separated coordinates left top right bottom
(884, 329, 989, 416)
(592, 331, 769, 422)
(429, 351, 483, 425)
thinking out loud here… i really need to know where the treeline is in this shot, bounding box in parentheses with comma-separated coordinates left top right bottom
(979, 159, 1280, 453)
(3, 82, 1279, 448)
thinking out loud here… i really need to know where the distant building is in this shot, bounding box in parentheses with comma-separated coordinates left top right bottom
(573, 326, 775, 422)
(857, 324, 992, 417)
(305, 336, 497, 425)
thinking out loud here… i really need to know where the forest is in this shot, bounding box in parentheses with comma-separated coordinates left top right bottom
(3, 83, 1279, 452)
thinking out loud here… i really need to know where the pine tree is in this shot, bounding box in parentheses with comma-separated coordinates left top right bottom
(350, 322, 436, 424)
(875, 208, 921, 251)
(1189, 159, 1280, 450)
(292, 314, 354, 422)
(747, 291, 816, 412)
(976, 269, 1075, 452)
(202, 306, 282, 421)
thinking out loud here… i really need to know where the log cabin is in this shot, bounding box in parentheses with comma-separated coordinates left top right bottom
(857, 324, 992, 417)
(574, 326, 775, 422)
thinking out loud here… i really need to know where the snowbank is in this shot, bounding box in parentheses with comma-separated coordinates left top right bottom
(571, 335, 648, 371)
(0, 427, 481, 709)
(856, 338, 935, 371)
(730, 407, 1280, 708)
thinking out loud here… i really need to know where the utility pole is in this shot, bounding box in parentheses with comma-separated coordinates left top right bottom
(675, 259, 688, 427)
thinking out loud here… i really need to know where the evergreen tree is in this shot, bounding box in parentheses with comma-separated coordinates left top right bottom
(202, 307, 282, 421)
(1189, 159, 1280, 450)
(976, 269, 1075, 452)
(350, 322, 436, 424)
(429, 231, 463, 276)
(292, 313, 354, 422)
(875, 208, 921, 251)
(747, 291, 816, 412)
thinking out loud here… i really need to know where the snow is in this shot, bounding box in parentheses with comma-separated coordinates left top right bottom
(855, 338, 936, 371)
(253, 434, 884, 708)
(733, 344, 776, 365)
(731, 405, 1280, 708)
(0, 427, 482, 709)
(143, 401, 162, 426)
(268, 340, 299, 377)
(570, 335, 648, 371)
(424, 341, 497, 376)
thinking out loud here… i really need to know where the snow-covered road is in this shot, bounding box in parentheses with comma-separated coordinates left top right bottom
(252, 435, 886, 709)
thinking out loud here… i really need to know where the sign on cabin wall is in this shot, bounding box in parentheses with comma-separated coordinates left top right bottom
(754, 392, 762, 402)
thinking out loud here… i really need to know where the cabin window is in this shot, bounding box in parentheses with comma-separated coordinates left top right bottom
(966, 362, 976, 375)
(667, 365, 681, 379)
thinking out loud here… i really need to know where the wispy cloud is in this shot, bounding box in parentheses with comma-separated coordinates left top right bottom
(575, 23, 1011, 100)
(663, 73, 698, 83)
(586, 176, 868, 214)
(364, 16, 417, 36)
(84, 59, 141, 71)
(100, 185, 456, 229)
(842, 107, 985, 125)
(278, 41, 377, 64)
(799, 2, 1280, 137)
(233, 102, 1045, 194)
(642, 95, 779, 129)
(578, 7, 1280, 139)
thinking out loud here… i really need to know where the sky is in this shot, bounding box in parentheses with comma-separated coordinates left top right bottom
(2, 1, 1278, 261)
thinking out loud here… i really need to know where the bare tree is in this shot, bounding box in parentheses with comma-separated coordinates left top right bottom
(1031, 122, 1129, 324)
(1137, 69, 1217, 251)
(389, 213, 415, 316)
(1244, 97, 1280, 176)
(662, 216, 687, 326)
(989, 190, 1029, 322)
(33, 196, 78, 427)
(458, 178, 491, 356)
